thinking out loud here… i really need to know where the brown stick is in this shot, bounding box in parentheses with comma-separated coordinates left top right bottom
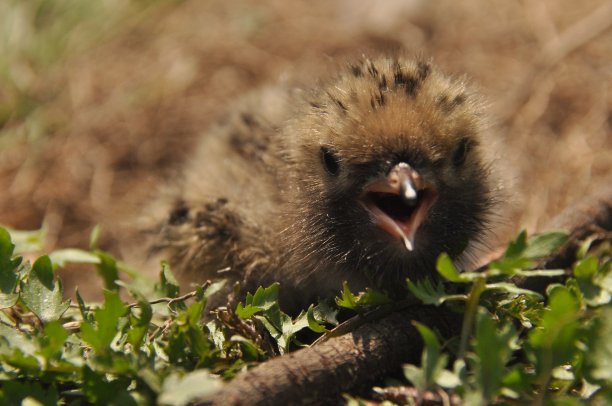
(198, 307, 460, 406)
(196, 185, 612, 406)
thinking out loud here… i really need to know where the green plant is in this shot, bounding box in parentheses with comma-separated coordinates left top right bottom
(396, 231, 611, 405)
(0, 225, 610, 405)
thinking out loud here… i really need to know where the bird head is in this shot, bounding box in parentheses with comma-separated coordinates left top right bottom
(281, 56, 492, 287)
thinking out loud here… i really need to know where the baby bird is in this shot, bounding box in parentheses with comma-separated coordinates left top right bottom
(150, 56, 494, 312)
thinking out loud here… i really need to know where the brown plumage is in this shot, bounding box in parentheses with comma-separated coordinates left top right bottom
(148, 56, 495, 313)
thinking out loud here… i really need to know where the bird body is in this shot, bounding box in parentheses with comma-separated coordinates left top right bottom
(150, 56, 494, 312)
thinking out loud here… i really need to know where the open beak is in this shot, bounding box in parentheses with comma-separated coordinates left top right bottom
(359, 162, 438, 251)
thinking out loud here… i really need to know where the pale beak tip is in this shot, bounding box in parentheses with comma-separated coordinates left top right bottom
(402, 236, 414, 251)
(403, 185, 417, 201)
(401, 181, 418, 206)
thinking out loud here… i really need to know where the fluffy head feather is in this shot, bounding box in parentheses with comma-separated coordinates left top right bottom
(277, 57, 493, 299)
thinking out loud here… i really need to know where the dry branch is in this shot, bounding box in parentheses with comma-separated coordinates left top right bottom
(199, 307, 460, 406)
(196, 186, 612, 406)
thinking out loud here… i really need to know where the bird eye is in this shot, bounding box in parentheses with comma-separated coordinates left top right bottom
(453, 138, 473, 166)
(320, 146, 340, 176)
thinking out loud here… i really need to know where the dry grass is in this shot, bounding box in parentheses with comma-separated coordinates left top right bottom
(0, 0, 610, 296)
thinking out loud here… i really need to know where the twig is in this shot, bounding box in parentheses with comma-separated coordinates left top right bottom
(197, 307, 460, 406)
(127, 281, 211, 310)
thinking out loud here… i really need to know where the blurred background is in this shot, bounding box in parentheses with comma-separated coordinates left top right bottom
(0, 0, 610, 296)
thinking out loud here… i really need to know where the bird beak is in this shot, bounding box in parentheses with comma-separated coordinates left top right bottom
(359, 162, 438, 252)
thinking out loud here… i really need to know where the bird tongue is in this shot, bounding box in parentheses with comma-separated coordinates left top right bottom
(359, 163, 438, 252)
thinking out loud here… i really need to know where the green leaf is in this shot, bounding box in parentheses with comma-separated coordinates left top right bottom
(235, 302, 264, 319)
(357, 288, 392, 306)
(335, 283, 390, 310)
(494, 293, 544, 329)
(574, 256, 598, 279)
(165, 294, 212, 367)
(0, 227, 16, 266)
(488, 231, 533, 275)
(412, 321, 440, 352)
(76, 288, 93, 323)
(436, 253, 475, 282)
(235, 284, 312, 354)
(502, 367, 533, 398)
(82, 365, 136, 405)
(573, 256, 611, 306)
(230, 335, 264, 361)
(414, 321, 442, 376)
(0, 381, 59, 406)
(523, 232, 568, 259)
(206, 320, 226, 351)
(473, 309, 517, 401)
(4, 227, 45, 254)
(236, 284, 280, 319)
(484, 282, 543, 299)
(186, 303, 210, 360)
(552, 366, 574, 381)
(312, 299, 339, 326)
(505, 230, 528, 258)
(513, 269, 566, 278)
(95, 250, 120, 291)
(528, 286, 581, 375)
(21, 256, 70, 323)
(403, 322, 448, 392)
(285, 310, 309, 339)
(248, 283, 279, 309)
(37, 321, 69, 362)
(490, 231, 569, 276)
(49, 248, 100, 268)
(335, 282, 358, 310)
(81, 290, 127, 353)
(403, 364, 426, 390)
(0, 324, 37, 364)
(0, 285, 19, 309)
(258, 305, 309, 353)
(583, 307, 612, 384)
(0, 227, 20, 308)
(203, 280, 226, 299)
(406, 278, 460, 306)
(489, 256, 532, 275)
(187, 299, 205, 325)
(1, 346, 40, 372)
(158, 261, 180, 298)
(576, 235, 599, 259)
(90, 224, 102, 249)
(437, 369, 461, 389)
(127, 298, 152, 350)
(306, 304, 327, 333)
(158, 370, 222, 406)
